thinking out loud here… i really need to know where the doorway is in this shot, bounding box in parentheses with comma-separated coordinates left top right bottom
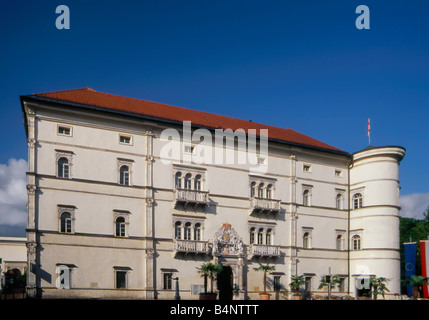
(217, 265, 233, 300)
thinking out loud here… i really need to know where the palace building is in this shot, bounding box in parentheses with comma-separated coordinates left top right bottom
(20, 88, 405, 299)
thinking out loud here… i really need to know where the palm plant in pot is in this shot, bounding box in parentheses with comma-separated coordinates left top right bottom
(289, 275, 305, 300)
(404, 275, 428, 300)
(253, 263, 276, 300)
(196, 262, 223, 300)
(370, 277, 390, 300)
(318, 274, 342, 299)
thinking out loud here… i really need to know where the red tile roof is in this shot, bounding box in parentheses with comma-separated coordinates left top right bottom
(30, 88, 347, 155)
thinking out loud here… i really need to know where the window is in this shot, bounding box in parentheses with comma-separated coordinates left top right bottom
(173, 219, 204, 241)
(115, 217, 126, 237)
(352, 235, 361, 250)
(249, 178, 277, 201)
(266, 184, 273, 199)
(250, 182, 256, 198)
(119, 135, 132, 145)
(115, 271, 127, 289)
(249, 224, 276, 246)
(258, 183, 264, 198)
(257, 228, 264, 245)
(58, 206, 75, 234)
(266, 229, 272, 245)
(56, 265, 72, 289)
(58, 126, 71, 136)
(305, 277, 312, 292)
(339, 278, 346, 292)
(194, 223, 201, 241)
(194, 174, 201, 191)
(184, 145, 195, 154)
(184, 222, 192, 240)
(303, 232, 311, 249)
(175, 222, 182, 240)
(353, 193, 363, 209)
(303, 190, 310, 206)
(175, 172, 182, 189)
(119, 165, 130, 186)
(249, 227, 255, 244)
(163, 273, 173, 290)
(335, 170, 342, 177)
(57, 157, 70, 178)
(303, 164, 311, 172)
(60, 212, 72, 233)
(336, 193, 343, 209)
(184, 173, 192, 189)
(273, 276, 281, 291)
(336, 234, 344, 250)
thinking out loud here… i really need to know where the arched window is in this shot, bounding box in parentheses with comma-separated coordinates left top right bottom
(257, 228, 264, 245)
(194, 174, 202, 191)
(266, 184, 273, 199)
(336, 234, 344, 250)
(58, 157, 70, 178)
(266, 229, 272, 245)
(250, 182, 256, 198)
(174, 222, 182, 240)
(249, 227, 255, 244)
(184, 173, 192, 190)
(353, 193, 363, 209)
(184, 222, 192, 240)
(119, 165, 130, 186)
(60, 212, 72, 233)
(258, 183, 264, 198)
(303, 232, 311, 249)
(336, 194, 343, 209)
(115, 217, 126, 237)
(303, 190, 310, 206)
(194, 223, 201, 241)
(352, 235, 361, 250)
(175, 172, 182, 189)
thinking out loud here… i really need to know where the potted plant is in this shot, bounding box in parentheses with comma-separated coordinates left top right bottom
(370, 277, 390, 300)
(289, 275, 305, 300)
(196, 262, 223, 300)
(318, 274, 342, 299)
(253, 263, 276, 300)
(404, 275, 428, 300)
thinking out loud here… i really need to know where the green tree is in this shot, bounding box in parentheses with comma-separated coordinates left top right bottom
(196, 262, 223, 294)
(289, 275, 305, 294)
(403, 275, 428, 300)
(370, 277, 390, 300)
(318, 274, 342, 291)
(253, 263, 276, 293)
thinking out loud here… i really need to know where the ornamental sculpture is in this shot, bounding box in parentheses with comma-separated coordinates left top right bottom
(212, 223, 244, 257)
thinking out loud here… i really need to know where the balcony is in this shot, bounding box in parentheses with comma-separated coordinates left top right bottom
(249, 244, 281, 258)
(250, 197, 281, 214)
(174, 240, 211, 255)
(175, 189, 209, 207)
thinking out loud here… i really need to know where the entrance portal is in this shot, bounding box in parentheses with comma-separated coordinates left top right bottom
(217, 265, 233, 300)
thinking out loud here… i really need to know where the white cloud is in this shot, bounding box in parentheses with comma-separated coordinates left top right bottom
(0, 158, 27, 226)
(400, 192, 429, 219)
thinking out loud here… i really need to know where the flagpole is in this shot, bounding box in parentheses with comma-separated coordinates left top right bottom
(367, 118, 371, 147)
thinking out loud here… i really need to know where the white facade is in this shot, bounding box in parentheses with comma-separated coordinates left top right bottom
(20, 91, 405, 299)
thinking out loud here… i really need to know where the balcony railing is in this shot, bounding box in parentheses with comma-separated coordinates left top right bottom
(250, 197, 281, 214)
(249, 244, 281, 258)
(174, 239, 210, 254)
(175, 189, 209, 207)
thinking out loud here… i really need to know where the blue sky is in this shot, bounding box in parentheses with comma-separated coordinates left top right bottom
(0, 0, 429, 234)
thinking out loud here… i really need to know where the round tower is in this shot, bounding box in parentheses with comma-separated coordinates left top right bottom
(349, 146, 405, 298)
